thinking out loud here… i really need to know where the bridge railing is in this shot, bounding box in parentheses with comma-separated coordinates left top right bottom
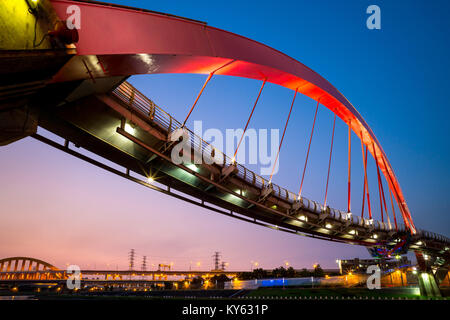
(111, 82, 450, 242)
(112, 82, 325, 212)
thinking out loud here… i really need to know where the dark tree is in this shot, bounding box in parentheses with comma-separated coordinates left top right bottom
(313, 264, 325, 278)
(210, 274, 231, 289)
(299, 268, 311, 277)
(272, 266, 288, 278)
(190, 276, 204, 289)
(286, 266, 297, 278)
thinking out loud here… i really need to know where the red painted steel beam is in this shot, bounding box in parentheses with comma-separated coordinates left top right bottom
(347, 121, 352, 213)
(323, 113, 336, 207)
(49, 0, 415, 233)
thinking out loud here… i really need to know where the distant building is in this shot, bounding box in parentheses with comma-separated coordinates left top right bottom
(337, 256, 410, 274)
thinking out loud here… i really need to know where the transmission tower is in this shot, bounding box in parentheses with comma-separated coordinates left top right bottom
(128, 249, 135, 271)
(221, 261, 227, 271)
(212, 251, 221, 271)
(142, 256, 147, 271)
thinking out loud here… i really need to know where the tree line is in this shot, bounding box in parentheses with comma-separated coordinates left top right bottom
(237, 264, 334, 280)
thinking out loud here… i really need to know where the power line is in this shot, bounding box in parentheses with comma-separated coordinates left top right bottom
(142, 256, 147, 272)
(128, 249, 135, 271)
(212, 251, 221, 271)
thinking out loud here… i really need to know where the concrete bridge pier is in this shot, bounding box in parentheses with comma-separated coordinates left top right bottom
(0, 0, 75, 145)
(415, 251, 446, 297)
(418, 272, 441, 297)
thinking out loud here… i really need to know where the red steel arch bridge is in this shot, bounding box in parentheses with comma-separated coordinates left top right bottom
(0, 0, 448, 295)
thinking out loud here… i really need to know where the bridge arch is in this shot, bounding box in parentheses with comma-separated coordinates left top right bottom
(49, 0, 414, 232)
(0, 257, 59, 273)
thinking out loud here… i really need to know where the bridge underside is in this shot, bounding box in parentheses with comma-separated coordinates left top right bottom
(34, 78, 347, 243)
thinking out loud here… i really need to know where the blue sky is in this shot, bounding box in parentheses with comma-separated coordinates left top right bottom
(1, 0, 449, 270)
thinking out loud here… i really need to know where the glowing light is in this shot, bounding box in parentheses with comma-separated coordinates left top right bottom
(325, 223, 332, 229)
(186, 163, 198, 172)
(147, 176, 154, 183)
(424, 255, 429, 261)
(416, 241, 423, 246)
(124, 123, 135, 134)
(299, 215, 307, 222)
(372, 234, 378, 239)
(349, 229, 357, 235)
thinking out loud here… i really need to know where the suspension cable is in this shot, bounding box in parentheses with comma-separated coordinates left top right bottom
(389, 187, 398, 230)
(182, 73, 214, 127)
(298, 98, 320, 199)
(381, 154, 399, 231)
(372, 142, 384, 223)
(360, 137, 372, 220)
(347, 121, 352, 213)
(361, 146, 366, 218)
(269, 88, 298, 183)
(372, 142, 391, 227)
(233, 78, 267, 161)
(379, 175, 390, 224)
(324, 113, 336, 207)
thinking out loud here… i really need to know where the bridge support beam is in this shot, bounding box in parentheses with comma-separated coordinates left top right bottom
(418, 272, 442, 297)
(435, 268, 450, 286)
(415, 251, 443, 297)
